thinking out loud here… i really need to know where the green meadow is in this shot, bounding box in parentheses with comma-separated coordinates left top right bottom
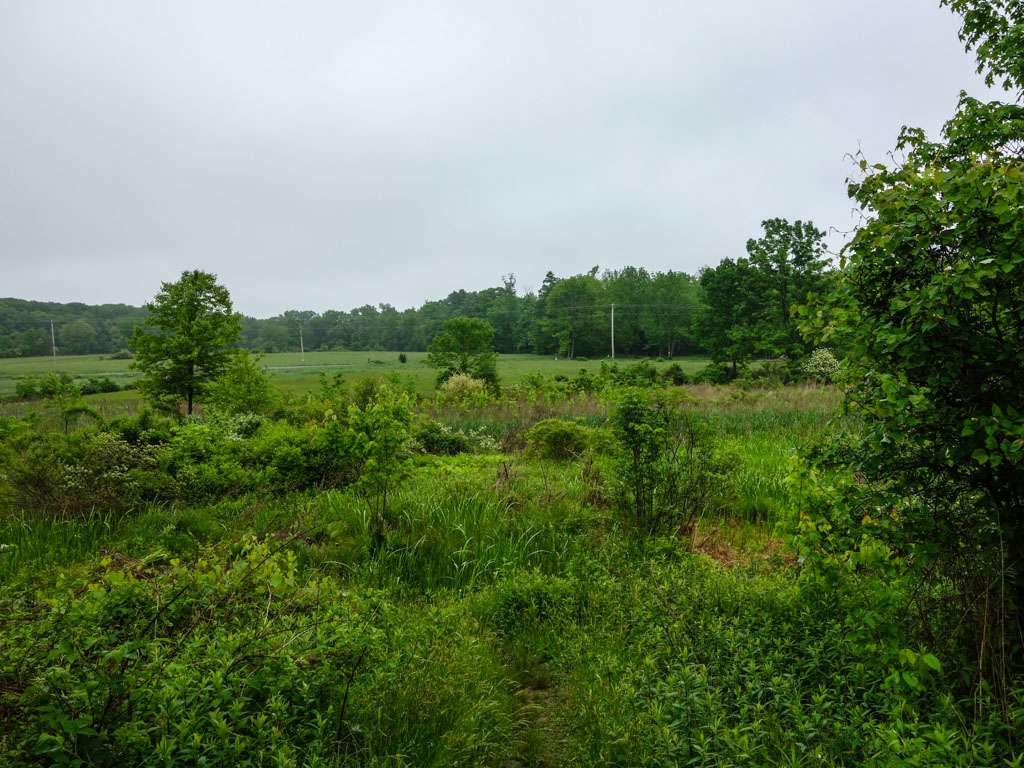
(0, 350, 709, 399)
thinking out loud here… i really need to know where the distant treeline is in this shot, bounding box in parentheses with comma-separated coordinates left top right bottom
(0, 219, 835, 366)
(0, 270, 697, 358)
(0, 299, 148, 358)
(239, 268, 704, 359)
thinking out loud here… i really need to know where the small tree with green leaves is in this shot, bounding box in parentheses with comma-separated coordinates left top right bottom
(205, 351, 278, 415)
(697, 258, 765, 377)
(427, 317, 499, 390)
(348, 388, 413, 550)
(800, 0, 1024, 680)
(612, 389, 718, 538)
(131, 271, 241, 415)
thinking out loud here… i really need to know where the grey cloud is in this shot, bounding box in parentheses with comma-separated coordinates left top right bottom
(0, 0, 992, 315)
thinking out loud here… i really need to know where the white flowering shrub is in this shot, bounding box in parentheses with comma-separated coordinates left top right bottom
(438, 374, 490, 405)
(802, 348, 840, 383)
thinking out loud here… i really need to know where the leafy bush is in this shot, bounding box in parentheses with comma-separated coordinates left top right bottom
(692, 361, 736, 384)
(734, 359, 791, 389)
(612, 389, 721, 536)
(352, 376, 387, 409)
(438, 374, 490, 405)
(475, 570, 589, 637)
(12, 379, 38, 400)
(398, 352, 408, 363)
(413, 419, 470, 455)
(204, 351, 277, 414)
(525, 418, 592, 461)
(162, 417, 357, 500)
(569, 368, 602, 393)
(662, 362, 689, 385)
(793, 0, 1024, 678)
(520, 372, 547, 392)
(802, 347, 839, 383)
(603, 360, 662, 387)
(0, 401, 389, 515)
(104, 408, 177, 445)
(13, 372, 78, 400)
(348, 389, 414, 548)
(0, 429, 172, 519)
(78, 376, 121, 395)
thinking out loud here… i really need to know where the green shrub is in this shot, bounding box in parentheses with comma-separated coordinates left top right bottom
(352, 376, 387, 408)
(662, 362, 689, 385)
(0, 399, 395, 516)
(348, 389, 414, 548)
(0, 429, 171, 519)
(603, 360, 662, 387)
(692, 361, 735, 384)
(13, 372, 78, 400)
(79, 376, 121, 395)
(438, 374, 490, 405)
(13, 378, 39, 399)
(204, 351, 278, 415)
(162, 416, 355, 500)
(569, 368, 601, 393)
(612, 389, 721, 536)
(525, 418, 591, 460)
(413, 418, 469, 455)
(802, 347, 840, 383)
(104, 408, 176, 445)
(475, 570, 588, 637)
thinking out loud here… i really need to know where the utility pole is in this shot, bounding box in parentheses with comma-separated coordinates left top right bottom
(299, 321, 305, 363)
(610, 303, 615, 359)
(50, 320, 57, 368)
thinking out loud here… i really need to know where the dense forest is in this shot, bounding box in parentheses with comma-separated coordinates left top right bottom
(1, 218, 833, 366)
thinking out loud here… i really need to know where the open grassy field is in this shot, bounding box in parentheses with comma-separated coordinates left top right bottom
(0, 350, 709, 398)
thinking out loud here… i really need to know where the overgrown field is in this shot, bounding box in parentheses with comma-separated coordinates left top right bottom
(0, 351, 709, 399)
(0, 376, 1019, 767)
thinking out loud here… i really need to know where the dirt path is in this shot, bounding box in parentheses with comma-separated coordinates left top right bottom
(504, 657, 572, 768)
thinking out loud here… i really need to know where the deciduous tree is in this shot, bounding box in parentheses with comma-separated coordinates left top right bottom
(131, 270, 241, 415)
(426, 317, 499, 389)
(803, 0, 1024, 665)
(543, 273, 605, 359)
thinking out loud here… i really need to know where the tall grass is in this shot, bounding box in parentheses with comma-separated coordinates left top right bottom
(316, 491, 573, 593)
(0, 511, 122, 580)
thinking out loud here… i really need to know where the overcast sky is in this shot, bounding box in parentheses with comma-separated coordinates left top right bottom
(0, 0, 991, 317)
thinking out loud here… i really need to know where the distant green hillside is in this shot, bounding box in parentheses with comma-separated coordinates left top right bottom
(0, 297, 148, 357)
